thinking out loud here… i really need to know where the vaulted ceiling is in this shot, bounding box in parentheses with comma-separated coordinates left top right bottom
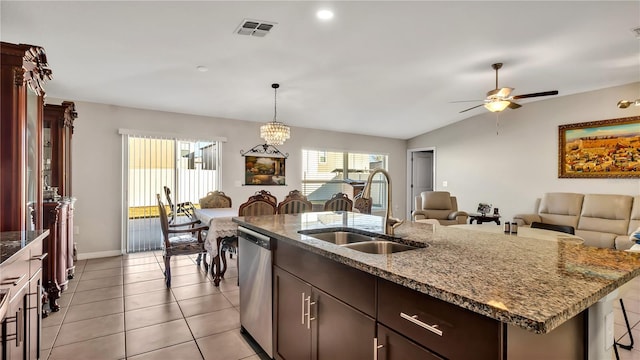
(2, 1, 639, 139)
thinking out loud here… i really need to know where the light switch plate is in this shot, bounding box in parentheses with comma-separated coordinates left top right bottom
(442, 181, 448, 187)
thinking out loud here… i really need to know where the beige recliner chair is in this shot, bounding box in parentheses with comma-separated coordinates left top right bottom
(412, 191, 468, 225)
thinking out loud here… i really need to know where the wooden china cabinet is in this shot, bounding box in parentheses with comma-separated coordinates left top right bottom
(42, 101, 78, 311)
(0, 41, 51, 233)
(0, 41, 77, 316)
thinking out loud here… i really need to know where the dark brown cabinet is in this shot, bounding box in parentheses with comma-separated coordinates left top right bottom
(41, 101, 77, 311)
(376, 324, 444, 360)
(273, 267, 375, 360)
(0, 41, 52, 233)
(273, 240, 376, 360)
(377, 278, 503, 360)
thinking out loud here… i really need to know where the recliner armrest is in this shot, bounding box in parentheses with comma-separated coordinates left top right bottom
(447, 211, 467, 220)
(411, 210, 428, 221)
(512, 214, 541, 226)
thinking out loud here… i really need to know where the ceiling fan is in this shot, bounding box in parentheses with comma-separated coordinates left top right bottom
(457, 63, 559, 113)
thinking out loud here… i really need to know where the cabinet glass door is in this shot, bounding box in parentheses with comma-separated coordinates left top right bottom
(25, 90, 40, 231)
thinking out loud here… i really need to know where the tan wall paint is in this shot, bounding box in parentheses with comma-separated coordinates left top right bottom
(63, 101, 406, 255)
(407, 82, 640, 223)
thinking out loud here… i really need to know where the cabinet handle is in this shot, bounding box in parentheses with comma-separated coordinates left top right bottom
(305, 295, 316, 330)
(5, 308, 23, 346)
(373, 337, 384, 360)
(16, 307, 23, 346)
(301, 292, 306, 325)
(400, 312, 443, 336)
(1, 274, 26, 286)
(31, 253, 47, 261)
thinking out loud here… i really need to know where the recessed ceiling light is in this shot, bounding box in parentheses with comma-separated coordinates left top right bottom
(316, 9, 334, 20)
(196, 66, 208, 72)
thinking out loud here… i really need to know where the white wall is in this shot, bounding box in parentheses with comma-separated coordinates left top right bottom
(60, 101, 407, 257)
(407, 82, 640, 223)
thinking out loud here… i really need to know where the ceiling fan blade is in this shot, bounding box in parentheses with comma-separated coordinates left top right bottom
(508, 101, 522, 109)
(459, 104, 484, 113)
(487, 87, 513, 98)
(449, 99, 484, 103)
(512, 90, 558, 100)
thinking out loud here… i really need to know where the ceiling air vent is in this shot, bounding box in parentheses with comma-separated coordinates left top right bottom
(236, 19, 277, 37)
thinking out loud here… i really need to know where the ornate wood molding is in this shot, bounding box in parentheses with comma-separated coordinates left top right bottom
(21, 44, 52, 97)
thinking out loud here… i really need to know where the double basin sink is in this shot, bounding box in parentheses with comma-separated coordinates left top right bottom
(298, 229, 424, 254)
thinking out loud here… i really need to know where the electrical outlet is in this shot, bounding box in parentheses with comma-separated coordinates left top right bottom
(442, 181, 448, 187)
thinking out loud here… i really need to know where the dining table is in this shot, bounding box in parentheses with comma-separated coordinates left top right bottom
(194, 208, 238, 285)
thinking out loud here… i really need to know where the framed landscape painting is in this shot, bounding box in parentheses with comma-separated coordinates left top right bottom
(244, 156, 286, 185)
(558, 116, 640, 178)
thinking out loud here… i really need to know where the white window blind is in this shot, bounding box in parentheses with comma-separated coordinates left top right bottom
(122, 133, 221, 253)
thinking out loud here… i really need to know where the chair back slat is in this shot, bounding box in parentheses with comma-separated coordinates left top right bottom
(156, 194, 171, 248)
(277, 190, 312, 214)
(199, 191, 232, 209)
(324, 192, 353, 212)
(238, 194, 277, 216)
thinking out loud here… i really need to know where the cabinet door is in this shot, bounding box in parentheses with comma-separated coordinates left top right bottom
(27, 270, 42, 360)
(274, 267, 312, 360)
(313, 287, 375, 360)
(377, 324, 444, 360)
(3, 287, 28, 360)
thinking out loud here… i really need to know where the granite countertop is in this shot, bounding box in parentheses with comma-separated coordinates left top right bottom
(233, 212, 640, 334)
(0, 230, 50, 264)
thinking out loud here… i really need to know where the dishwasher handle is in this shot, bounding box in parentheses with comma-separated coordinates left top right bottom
(238, 226, 272, 250)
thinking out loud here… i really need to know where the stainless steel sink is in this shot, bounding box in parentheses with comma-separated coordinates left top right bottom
(341, 241, 417, 254)
(303, 231, 379, 245)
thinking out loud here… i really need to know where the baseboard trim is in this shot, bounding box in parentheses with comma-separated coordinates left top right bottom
(77, 250, 123, 260)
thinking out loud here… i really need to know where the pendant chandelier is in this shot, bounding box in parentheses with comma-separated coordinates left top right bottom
(260, 83, 291, 146)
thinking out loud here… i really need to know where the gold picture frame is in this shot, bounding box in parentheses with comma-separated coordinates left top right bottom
(558, 116, 640, 178)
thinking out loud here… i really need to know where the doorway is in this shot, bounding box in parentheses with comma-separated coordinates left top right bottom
(121, 134, 220, 253)
(407, 148, 435, 219)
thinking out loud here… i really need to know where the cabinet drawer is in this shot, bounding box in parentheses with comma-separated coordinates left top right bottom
(0, 249, 31, 301)
(377, 324, 444, 360)
(29, 237, 46, 278)
(274, 239, 376, 317)
(377, 279, 502, 360)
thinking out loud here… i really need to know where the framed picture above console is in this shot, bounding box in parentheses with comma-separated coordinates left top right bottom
(558, 116, 640, 178)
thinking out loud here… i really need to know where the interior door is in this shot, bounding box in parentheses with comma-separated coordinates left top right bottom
(410, 151, 434, 214)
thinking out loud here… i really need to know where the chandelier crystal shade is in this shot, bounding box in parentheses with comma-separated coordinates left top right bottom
(260, 83, 291, 146)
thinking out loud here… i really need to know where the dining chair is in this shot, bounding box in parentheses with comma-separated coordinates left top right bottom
(353, 190, 372, 214)
(238, 193, 278, 217)
(255, 190, 277, 206)
(157, 194, 208, 288)
(530, 222, 575, 235)
(163, 186, 197, 223)
(277, 190, 312, 214)
(324, 192, 353, 212)
(199, 190, 232, 209)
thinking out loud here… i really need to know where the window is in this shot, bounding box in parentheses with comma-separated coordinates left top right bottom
(123, 134, 221, 252)
(302, 150, 388, 211)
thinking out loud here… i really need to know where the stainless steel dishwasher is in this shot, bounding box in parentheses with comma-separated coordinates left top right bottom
(238, 226, 273, 358)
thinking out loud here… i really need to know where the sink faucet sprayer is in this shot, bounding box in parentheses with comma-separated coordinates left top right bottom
(361, 169, 404, 236)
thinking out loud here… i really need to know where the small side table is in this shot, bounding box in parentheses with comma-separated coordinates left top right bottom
(468, 213, 501, 225)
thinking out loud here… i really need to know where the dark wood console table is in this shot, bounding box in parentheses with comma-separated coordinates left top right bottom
(468, 213, 501, 225)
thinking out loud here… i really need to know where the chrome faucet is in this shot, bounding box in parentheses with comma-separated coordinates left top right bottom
(361, 168, 404, 236)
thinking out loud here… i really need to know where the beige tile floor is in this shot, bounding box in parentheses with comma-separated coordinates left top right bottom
(38, 250, 640, 359)
(41, 252, 267, 360)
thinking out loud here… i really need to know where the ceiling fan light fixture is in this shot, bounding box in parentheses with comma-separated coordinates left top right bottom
(260, 83, 291, 146)
(617, 99, 640, 109)
(484, 100, 510, 112)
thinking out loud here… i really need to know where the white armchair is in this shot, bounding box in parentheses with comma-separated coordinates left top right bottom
(412, 191, 468, 226)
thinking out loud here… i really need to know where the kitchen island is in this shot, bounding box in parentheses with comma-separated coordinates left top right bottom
(234, 212, 640, 359)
